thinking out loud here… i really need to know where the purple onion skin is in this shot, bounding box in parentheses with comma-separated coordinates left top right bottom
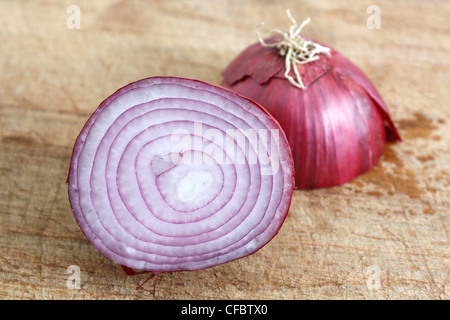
(222, 36, 402, 190)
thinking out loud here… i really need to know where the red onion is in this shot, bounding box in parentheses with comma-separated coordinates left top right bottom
(222, 12, 402, 189)
(68, 77, 294, 274)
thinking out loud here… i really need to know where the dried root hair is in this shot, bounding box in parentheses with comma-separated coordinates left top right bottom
(256, 9, 330, 89)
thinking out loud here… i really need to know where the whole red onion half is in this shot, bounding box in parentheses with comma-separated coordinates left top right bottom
(68, 77, 294, 274)
(222, 35, 402, 189)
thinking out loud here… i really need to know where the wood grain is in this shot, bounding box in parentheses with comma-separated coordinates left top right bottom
(0, 0, 449, 299)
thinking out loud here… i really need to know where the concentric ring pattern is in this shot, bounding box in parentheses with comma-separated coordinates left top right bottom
(68, 77, 294, 272)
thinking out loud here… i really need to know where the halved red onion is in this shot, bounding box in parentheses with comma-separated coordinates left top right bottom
(222, 35, 402, 190)
(68, 77, 294, 274)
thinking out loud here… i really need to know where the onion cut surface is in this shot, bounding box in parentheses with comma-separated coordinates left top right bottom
(68, 77, 294, 273)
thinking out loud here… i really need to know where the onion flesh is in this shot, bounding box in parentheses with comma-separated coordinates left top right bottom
(68, 77, 294, 273)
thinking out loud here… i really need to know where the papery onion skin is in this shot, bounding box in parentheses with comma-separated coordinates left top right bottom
(222, 36, 402, 190)
(67, 76, 294, 274)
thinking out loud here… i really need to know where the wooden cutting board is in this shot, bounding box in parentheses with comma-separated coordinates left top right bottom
(1, 0, 449, 299)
